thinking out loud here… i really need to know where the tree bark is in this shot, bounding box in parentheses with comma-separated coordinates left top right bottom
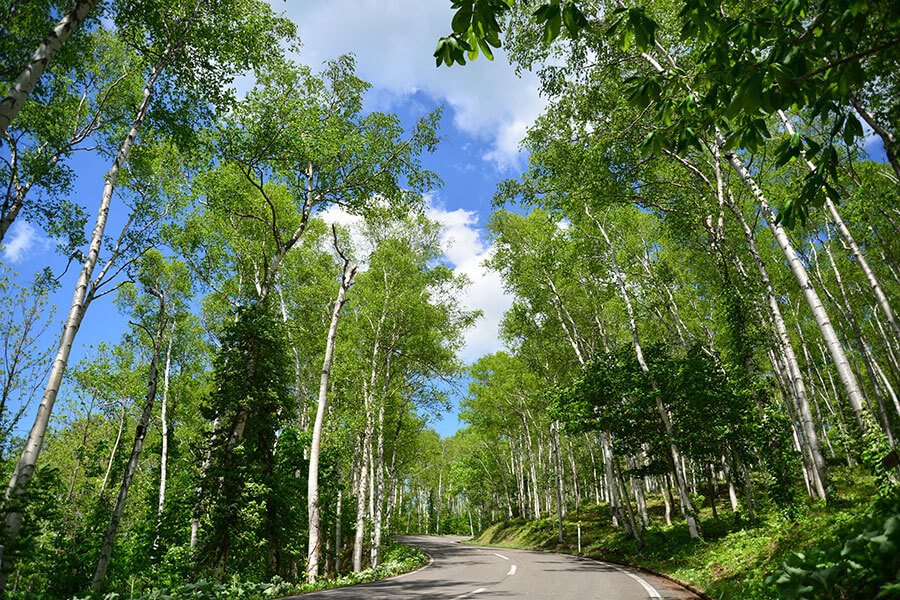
(370, 404, 386, 566)
(152, 324, 176, 559)
(722, 148, 870, 433)
(588, 208, 700, 538)
(551, 422, 564, 543)
(777, 110, 900, 347)
(306, 234, 356, 582)
(0, 0, 100, 138)
(98, 402, 126, 501)
(352, 435, 369, 572)
(524, 416, 541, 519)
(726, 192, 830, 498)
(630, 28, 872, 446)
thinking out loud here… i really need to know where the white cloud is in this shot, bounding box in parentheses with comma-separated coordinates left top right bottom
(274, 0, 545, 171)
(1, 221, 43, 263)
(425, 203, 512, 363)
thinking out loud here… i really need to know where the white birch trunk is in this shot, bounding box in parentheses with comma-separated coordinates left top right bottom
(631, 20, 871, 450)
(0, 0, 100, 137)
(352, 437, 369, 572)
(190, 415, 218, 549)
(334, 488, 342, 573)
(306, 250, 356, 582)
(98, 403, 126, 500)
(152, 325, 175, 558)
(726, 193, 829, 498)
(589, 209, 699, 538)
(370, 404, 385, 567)
(524, 417, 541, 519)
(722, 148, 870, 432)
(551, 422, 564, 543)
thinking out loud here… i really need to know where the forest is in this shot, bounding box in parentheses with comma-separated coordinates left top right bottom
(0, 0, 898, 599)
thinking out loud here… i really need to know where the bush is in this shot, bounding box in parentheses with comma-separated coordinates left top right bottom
(767, 495, 900, 599)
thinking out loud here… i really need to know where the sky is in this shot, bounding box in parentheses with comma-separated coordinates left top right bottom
(0, 0, 545, 439)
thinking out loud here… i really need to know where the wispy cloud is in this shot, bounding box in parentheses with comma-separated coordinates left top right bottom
(1, 221, 44, 263)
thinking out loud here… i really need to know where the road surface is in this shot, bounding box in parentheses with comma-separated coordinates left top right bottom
(292, 535, 699, 599)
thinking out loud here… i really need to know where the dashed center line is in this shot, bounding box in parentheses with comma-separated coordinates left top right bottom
(453, 587, 486, 599)
(493, 553, 509, 560)
(507, 564, 517, 576)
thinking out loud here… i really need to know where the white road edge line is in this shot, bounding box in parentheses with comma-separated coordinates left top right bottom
(493, 553, 509, 560)
(608, 564, 662, 599)
(453, 587, 486, 599)
(507, 564, 517, 576)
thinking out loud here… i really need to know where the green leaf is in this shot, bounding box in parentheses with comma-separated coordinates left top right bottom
(545, 12, 562, 44)
(477, 36, 495, 60)
(452, 4, 473, 34)
(775, 133, 802, 167)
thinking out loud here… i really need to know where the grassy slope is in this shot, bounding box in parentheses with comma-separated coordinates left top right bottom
(470, 466, 879, 599)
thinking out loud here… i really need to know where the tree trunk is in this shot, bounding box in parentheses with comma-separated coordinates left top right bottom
(352, 435, 369, 572)
(152, 325, 175, 559)
(614, 453, 643, 548)
(660, 475, 672, 526)
(370, 404, 385, 567)
(98, 402, 126, 501)
(92, 306, 167, 590)
(726, 191, 831, 499)
(190, 415, 218, 549)
(524, 417, 541, 519)
(817, 237, 896, 443)
(777, 110, 900, 346)
(436, 469, 443, 534)
(600, 431, 621, 528)
(0, 0, 100, 139)
(335, 488, 342, 573)
(307, 250, 356, 583)
(634, 37, 871, 453)
(586, 436, 601, 506)
(554, 422, 567, 519)
(567, 438, 581, 513)
(551, 422, 564, 544)
(626, 455, 649, 528)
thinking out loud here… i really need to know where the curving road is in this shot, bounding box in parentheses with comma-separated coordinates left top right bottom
(292, 535, 699, 599)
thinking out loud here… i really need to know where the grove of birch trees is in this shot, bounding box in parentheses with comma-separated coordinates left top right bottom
(420, 0, 900, 554)
(0, 0, 898, 598)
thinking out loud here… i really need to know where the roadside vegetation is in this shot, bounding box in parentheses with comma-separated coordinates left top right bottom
(71, 541, 427, 600)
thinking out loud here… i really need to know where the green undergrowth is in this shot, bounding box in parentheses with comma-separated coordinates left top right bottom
(66, 541, 426, 600)
(469, 466, 900, 599)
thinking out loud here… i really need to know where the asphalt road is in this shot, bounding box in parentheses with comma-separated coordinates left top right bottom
(292, 535, 698, 599)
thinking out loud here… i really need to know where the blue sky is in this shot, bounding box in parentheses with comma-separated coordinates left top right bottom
(1, 1, 543, 439)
